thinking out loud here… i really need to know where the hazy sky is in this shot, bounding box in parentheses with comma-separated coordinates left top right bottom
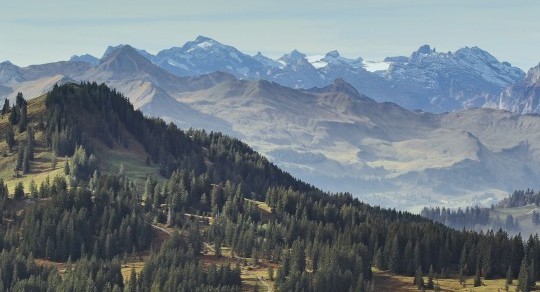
(1, 0, 539, 69)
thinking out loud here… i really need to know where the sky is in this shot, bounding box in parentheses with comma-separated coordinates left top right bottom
(1, 0, 539, 69)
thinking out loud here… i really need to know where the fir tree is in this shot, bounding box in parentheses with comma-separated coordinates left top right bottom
(22, 145, 31, 174)
(8, 104, 18, 125)
(14, 181, 24, 200)
(5, 125, 15, 152)
(18, 103, 27, 132)
(517, 256, 530, 292)
(414, 266, 424, 289)
(474, 264, 482, 287)
(268, 265, 274, 281)
(426, 265, 434, 289)
(1, 98, 9, 115)
(459, 265, 465, 286)
(507, 266, 513, 285)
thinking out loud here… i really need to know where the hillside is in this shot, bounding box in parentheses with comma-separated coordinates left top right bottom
(177, 77, 540, 211)
(0, 83, 539, 291)
(422, 189, 540, 237)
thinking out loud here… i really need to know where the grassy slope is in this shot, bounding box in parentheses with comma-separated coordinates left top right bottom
(0, 93, 161, 195)
(491, 204, 540, 233)
(0, 95, 64, 193)
(372, 268, 532, 291)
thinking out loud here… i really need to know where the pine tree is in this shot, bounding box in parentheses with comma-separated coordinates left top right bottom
(26, 126, 34, 159)
(8, 105, 18, 125)
(15, 92, 26, 108)
(1, 98, 9, 115)
(29, 179, 38, 198)
(22, 145, 31, 174)
(414, 266, 424, 289)
(507, 266, 513, 285)
(459, 265, 465, 286)
(18, 103, 27, 132)
(14, 182, 24, 200)
(215, 239, 222, 257)
(64, 159, 70, 176)
(388, 235, 401, 273)
(127, 268, 137, 292)
(473, 264, 482, 287)
(16, 141, 24, 170)
(517, 257, 530, 292)
(426, 265, 434, 289)
(5, 125, 15, 151)
(268, 265, 274, 281)
(51, 153, 57, 169)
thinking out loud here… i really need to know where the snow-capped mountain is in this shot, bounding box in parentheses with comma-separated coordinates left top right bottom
(152, 36, 268, 79)
(0, 38, 531, 115)
(383, 45, 525, 112)
(491, 63, 540, 114)
(307, 50, 364, 69)
(143, 38, 526, 113)
(2, 46, 540, 211)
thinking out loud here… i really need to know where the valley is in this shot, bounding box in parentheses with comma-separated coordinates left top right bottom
(0, 83, 538, 291)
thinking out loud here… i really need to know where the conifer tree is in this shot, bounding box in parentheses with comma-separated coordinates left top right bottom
(18, 103, 27, 132)
(22, 145, 31, 174)
(517, 257, 530, 292)
(64, 159, 70, 176)
(8, 104, 18, 125)
(414, 266, 424, 289)
(474, 264, 482, 287)
(427, 265, 434, 289)
(16, 141, 24, 170)
(268, 265, 274, 281)
(14, 181, 24, 200)
(507, 266, 513, 285)
(1, 98, 9, 115)
(459, 266, 465, 286)
(5, 125, 15, 151)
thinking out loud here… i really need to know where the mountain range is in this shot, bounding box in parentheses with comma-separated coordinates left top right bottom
(1, 38, 540, 211)
(66, 36, 532, 113)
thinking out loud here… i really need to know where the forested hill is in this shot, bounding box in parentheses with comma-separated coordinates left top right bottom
(44, 82, 310, 196)
(0, 82, 538, 291)
(422, 189, 540, 237)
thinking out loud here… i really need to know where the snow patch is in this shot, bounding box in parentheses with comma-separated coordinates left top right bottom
(306, 55, 328, 69)
(167, 59, 189, 71)
(363, 61, 391, 72)
(197, 41, 214, 49)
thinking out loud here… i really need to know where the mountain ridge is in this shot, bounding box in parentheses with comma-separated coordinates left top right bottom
(1, 43, 540, 211)
(2, 37, 534, 114)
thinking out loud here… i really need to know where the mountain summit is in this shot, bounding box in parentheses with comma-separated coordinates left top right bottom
(385, 44, 525, 111)
(493, 63, 540, 114)
(153, 36, 268, 78)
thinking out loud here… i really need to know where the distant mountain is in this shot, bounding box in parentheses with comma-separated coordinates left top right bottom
(181, 78, 540, 210)
(384, 45, 525, 112)
(24, 37, 524, 114)
(69, 54, 100, 66)
(146, 38, 525, 113)
(152, 36, 268, 78)
(82, 45, 236, 132)
(1, 42, 539, 211)
(488, 63, 540, 114)
(0, 60, 90, 101)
